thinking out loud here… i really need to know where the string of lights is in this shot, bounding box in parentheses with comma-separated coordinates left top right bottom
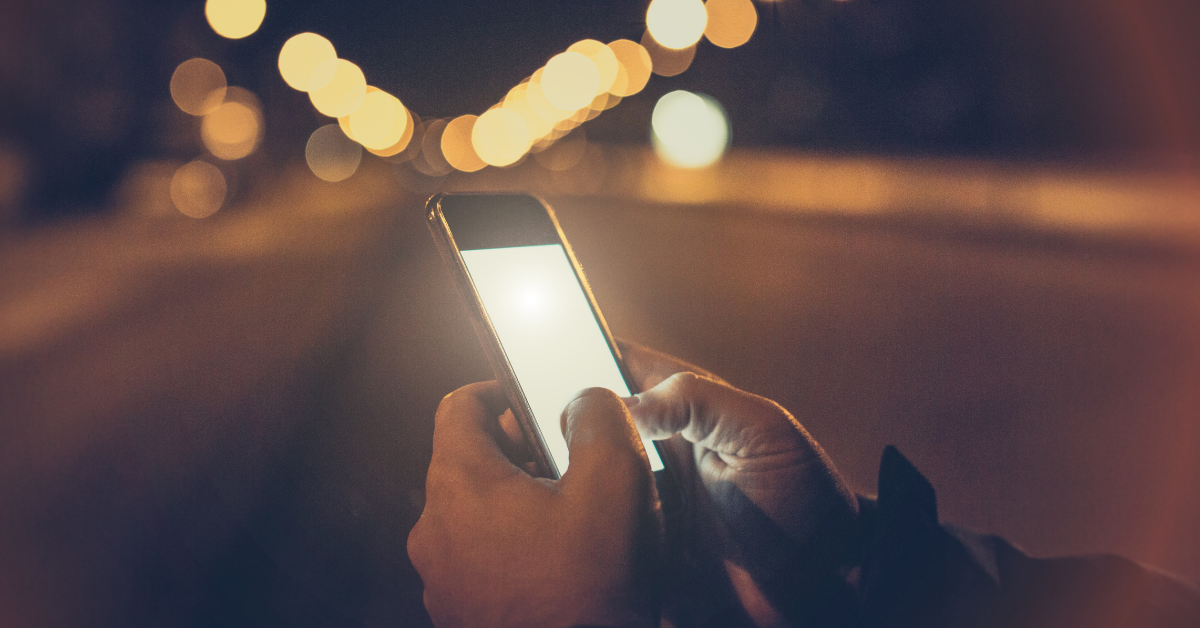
(167, 0, 759, 217)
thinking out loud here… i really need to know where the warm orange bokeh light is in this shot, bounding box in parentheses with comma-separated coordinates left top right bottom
(337, 114, 357, 141)
(473, 108, 530, 167)
(642, 30, 695, 77)
(525, 72, 575, 123)
(367, 106, 416, 158)
(278, 33, 337, 91)
(503, 84, 554, 144)
(441, 115, 487, 172)
(607, 40, 653, 97)
(202, 102, 259, 160)
(170, 160, 226, 218)
(646, 0, 707, 50)
(541, 52, 600, 112)
(200, 88, 263, 161)
(308, 59, 367, 118)
(567, 40, 619, 96)
(416, 119, 453, 176)
(306, 123, 362, 182)
(338, 85, 385, 143)
(349, 89, 408, 150)
(170, 58, 227, 116)
(704, 0, 757, 48)
(594, 92, 623, 111)
(205, 0, 267, 40)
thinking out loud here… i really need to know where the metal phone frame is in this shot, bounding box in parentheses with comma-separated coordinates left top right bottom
(425, 192, 644, 480)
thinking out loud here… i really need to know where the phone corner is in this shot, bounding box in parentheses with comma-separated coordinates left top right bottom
(424, 193, 445, 222)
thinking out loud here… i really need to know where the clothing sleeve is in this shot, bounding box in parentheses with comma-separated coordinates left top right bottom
(856, 446, 1200, 628)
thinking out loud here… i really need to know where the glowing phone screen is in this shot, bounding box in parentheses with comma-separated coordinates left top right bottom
(460, 244, 664, 475)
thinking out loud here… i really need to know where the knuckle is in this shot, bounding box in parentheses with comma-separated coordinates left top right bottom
(433, 395, 457, 423)
(665, 370, 702, 393)
(435, 381, 486, 417)
(423, 465, 462, 496)
(406, 520, 430, 570)
(662, 369, 705, 398)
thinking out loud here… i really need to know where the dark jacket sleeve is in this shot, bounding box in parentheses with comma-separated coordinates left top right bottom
(858, 446, 1200, 628)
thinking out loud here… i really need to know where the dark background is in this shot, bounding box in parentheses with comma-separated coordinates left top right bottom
(3, 0, 1200, 220)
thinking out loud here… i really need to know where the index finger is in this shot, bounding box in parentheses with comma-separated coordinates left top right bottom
(429, 381, 520, 481)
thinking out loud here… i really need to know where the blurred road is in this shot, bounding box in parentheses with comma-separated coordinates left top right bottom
(2, 156, 1199, 626)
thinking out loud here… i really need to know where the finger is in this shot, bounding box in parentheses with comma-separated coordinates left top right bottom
(496, 409, 536, 467)
(558, 387, 655, 497)
(429, 381, 520, 480)
(499, 408, 523, 447)
(627, 373, 807, 458)
(617, 339, 727, 392)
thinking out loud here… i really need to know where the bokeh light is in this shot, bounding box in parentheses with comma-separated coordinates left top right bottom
(533, 128, 588, 172)
(373, 111, 421, 161)
(367, 106, 416, 158)
(278, 33, 337, 91)
(642, 31, 696, 77)
(541, 52, 600, 112)
(170, 58, 227, 116)
(307, 59, 338, 93)
(567, 40, 619, 95)
(646, 0, 708, 50)
(201, 99, 262, 160)
(594, 92, 623, 111)
(205, 0, 267, 40)
(306, 123, 362, 182)
(607, 40, 653, 97)
(651, 90, 729, 168)
(442, 115, 487, 172)
(583, 93, 609, 118)
(170, 160, 226, 218)
(337, 114, 357, 141)
(525, 73, 574, 123)
(703, 0, 757, 49)
(417, 119, 453, 176)
(349, 89, 408, 150)
(504, 84, 554, 141)
(308, 59, 367, 118)
(473, 108, 530, 167)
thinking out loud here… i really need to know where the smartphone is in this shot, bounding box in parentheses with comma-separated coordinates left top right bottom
(426, 192, 665, 479)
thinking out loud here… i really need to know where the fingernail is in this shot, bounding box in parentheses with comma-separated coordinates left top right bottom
(621, 395, 640, 409)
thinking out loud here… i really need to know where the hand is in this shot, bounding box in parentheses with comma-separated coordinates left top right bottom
(620, 342, 862, 628)
(407, 382, 663, 628)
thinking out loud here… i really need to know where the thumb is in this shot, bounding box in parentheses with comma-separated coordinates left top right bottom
(558, 387, 654, 496)
(627, 372, 810, 458)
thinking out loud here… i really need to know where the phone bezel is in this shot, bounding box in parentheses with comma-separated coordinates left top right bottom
(426, 192, 645, 479)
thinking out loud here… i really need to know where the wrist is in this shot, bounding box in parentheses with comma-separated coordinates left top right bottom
(723, 491, 873, 626)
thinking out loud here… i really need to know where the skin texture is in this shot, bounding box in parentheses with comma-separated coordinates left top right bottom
(619, 342, 861, 627)
(409, 343, 861, 627)
(407, 383, 662, 628)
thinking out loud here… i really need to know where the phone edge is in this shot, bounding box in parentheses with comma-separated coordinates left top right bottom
(425, 192, 562, 479)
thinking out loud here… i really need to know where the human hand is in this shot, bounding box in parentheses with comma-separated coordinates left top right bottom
(620, 342, 861, 627)
(407, 381, 663, 628)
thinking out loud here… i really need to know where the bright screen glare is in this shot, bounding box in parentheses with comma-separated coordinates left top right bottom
(461, 244, 664, 475)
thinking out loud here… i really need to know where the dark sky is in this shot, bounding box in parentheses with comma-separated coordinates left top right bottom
(3, 0, 1199, 218)
(205, 0, 1200, 159)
